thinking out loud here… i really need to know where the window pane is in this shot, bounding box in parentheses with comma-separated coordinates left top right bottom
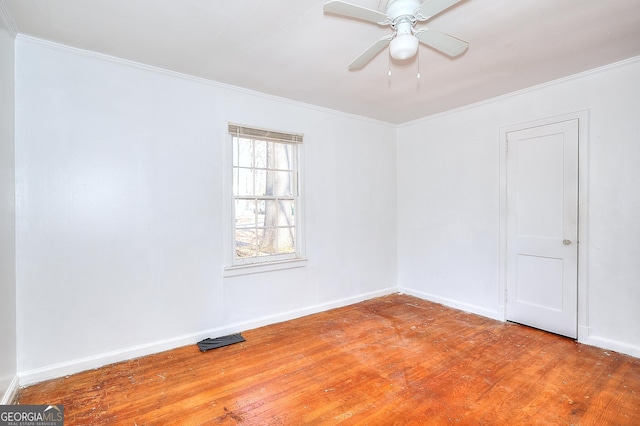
(235, 199, 256, 228)
(266, 171, 276, 196)
(277, 200, 295, 227)
(275, 143, 292, 171)
(255, 169, 267, 196)
(274, 171, 292, 196)
(257, 229, 277, 256)
(232, 167, 238, 196)
(255, 140, 267, 169)
(238, 138, 253, 167)
(236, 229, 256, 258)
(256, 200, 266, 227)
(263, 200, 278, 229)
(278, 228, 295, 254)
(236, 168, 254, 196)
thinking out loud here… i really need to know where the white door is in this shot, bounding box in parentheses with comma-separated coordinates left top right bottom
(506, 119, 579, 338)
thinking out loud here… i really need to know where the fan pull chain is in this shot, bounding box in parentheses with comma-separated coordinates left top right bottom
(417, 48, 421, 79)
(388, 53, 392, 77)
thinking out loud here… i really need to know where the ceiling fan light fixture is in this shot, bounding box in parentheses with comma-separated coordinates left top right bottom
(389, 33, 419, 60)
(324, 0, 469, 70)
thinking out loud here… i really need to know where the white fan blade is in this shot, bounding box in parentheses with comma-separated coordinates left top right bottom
(416, 0, 463, 21)
(324, 0, 389, 25)
(416, 28, 468, 57)
(348, 35, 394, 70)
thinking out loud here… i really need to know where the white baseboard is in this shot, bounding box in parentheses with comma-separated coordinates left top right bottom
(579, 333, 640, 359)
(19, 287, 398, 386)
(399, 287, 504, 321)
(1, 375, 19, 404)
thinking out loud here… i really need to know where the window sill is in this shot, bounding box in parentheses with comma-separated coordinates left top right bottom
(223, 258, 308, 278)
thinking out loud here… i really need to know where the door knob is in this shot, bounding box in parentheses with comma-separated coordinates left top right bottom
(563, 239, 572, 245)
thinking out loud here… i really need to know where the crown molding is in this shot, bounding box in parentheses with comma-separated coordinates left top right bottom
(0, 0, 17, 38)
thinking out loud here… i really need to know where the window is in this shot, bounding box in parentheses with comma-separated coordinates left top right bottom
(225, 124, 305, 274)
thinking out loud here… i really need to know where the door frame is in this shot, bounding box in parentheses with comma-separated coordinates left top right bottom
(498, 111, 589, 342)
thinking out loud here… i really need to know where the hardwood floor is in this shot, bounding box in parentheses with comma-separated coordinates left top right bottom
(17, 294, 640, 425)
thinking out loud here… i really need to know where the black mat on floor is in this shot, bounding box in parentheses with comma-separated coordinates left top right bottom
(197, 333, 245, 352)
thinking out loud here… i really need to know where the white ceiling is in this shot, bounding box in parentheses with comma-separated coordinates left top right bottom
(3, 0, 640, 124)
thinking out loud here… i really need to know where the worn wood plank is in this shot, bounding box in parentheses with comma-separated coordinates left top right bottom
(16, 294, 640, 425)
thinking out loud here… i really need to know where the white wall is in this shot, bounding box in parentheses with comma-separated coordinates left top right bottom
(15, 37, 397, 383)
(13, 33, 639, 386)
(0, 15, 17, 403)
(398, 57, 640, 357)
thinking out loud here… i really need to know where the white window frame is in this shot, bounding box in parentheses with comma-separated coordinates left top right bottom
(223, 123, 307, 277)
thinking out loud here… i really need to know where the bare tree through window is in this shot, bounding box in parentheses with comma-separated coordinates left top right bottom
(229, 124, 302, 264)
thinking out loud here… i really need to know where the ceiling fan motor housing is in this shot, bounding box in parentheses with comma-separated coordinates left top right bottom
(386, 0, 421, 20)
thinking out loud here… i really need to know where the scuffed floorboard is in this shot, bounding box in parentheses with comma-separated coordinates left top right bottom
(17, 294, 640, 425)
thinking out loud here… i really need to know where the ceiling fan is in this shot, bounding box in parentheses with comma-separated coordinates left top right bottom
(324, 0, 469, 70)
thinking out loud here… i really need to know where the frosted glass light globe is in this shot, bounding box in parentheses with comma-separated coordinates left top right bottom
(390, 34, 419, 60)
